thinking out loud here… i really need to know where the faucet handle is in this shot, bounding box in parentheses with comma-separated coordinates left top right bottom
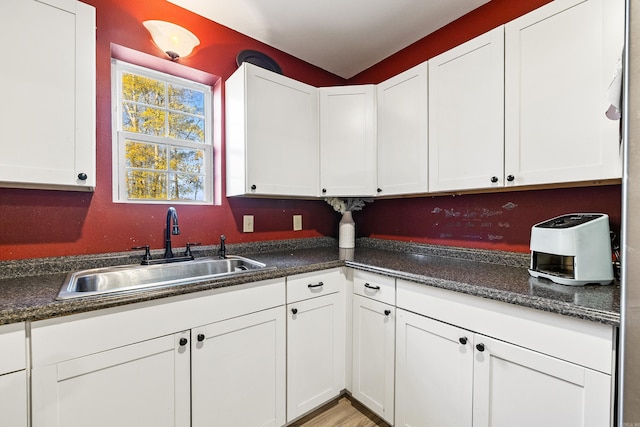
(132, 245, 152, 263)
(184, 242, 201, 258)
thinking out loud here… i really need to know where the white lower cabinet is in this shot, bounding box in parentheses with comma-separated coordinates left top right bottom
(191, 306, 286, 427)
(351, 294, 395, 424)
(395, 309, 473, 427)
(286, 269, 346, 422)
(396, 307, 612, 427)
(32, 332, 191, 427)
(31, 278, 286, 427)
(23, 267, 616, 427)
(395, 279, 615, 427)
(0, 322, 27, 427)
(473, 334, 612, 427)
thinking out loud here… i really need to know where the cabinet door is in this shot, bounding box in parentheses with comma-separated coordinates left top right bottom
(352, 295, 395, 424)
(191, 306, 286, 427)
(32, 332, 190, 427)
(287, 292, 346, 421)
(395, 309, 473, 427)
(504, 0, 624, 186)
(0, 0, 95, 191)
(473, 334, 612, 427)
(319, 85, 377, 197)
(0, 323, 27, 427)
(226, 63, 318, 197)
(428, 27, 504, 192)
(0, 371, 27, 427)
(377, 63, 429, 196)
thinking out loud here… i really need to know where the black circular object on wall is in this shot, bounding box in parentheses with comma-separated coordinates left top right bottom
(236, 50, 282, 74)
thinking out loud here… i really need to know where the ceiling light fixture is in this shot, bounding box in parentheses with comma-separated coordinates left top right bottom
(143, 20, 200, 61)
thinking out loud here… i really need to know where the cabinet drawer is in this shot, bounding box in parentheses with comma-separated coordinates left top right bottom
(287, 268, 344, 304)
(353, 270, 395, 305)
(0, 323, 25, 374)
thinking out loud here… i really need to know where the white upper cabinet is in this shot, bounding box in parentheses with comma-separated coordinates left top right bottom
(428, 27, 505, 192)
(377, 63, 429, 196)
(0, 0, 96, 191)
(504, 0, 624, 187)
(319, 85, 377, 197)
(226, 63, 319, 197)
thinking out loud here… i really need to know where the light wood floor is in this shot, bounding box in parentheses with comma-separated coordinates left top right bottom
(289, 396, 390, 427)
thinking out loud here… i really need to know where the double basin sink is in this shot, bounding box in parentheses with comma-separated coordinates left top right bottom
(57, 256, 273, 300)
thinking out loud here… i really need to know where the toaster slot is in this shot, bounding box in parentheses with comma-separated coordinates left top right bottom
(531, 251, 575, 279)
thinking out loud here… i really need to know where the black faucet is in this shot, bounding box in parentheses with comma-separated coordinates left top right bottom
(164, 207, 180, 259)
(219, 234, 226, 259)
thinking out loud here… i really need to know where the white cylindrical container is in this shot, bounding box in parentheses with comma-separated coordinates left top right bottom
(339, 211, 355, 248)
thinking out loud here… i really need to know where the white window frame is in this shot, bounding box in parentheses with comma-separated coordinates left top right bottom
(111, 59, 213, 204)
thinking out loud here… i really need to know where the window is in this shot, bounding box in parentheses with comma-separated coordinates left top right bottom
(112, 60, 213, 203)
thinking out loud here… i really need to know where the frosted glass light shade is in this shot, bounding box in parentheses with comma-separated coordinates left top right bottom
(143, 20, 200, 60)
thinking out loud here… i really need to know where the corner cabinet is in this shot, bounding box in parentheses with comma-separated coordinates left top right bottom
(0, 323, 27, 427)
(504, 0, 624, 186)
(319, 85, 377, 197)
(226, 63, 319, 197)
(0, 0, 96, 191)
(428, 27, 505, 192)
(377, 63, 429, 196)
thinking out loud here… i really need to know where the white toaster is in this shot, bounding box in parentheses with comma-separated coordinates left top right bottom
(528, 213, 613, 286)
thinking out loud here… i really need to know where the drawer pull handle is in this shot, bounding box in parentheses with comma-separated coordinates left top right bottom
(459, 337, 468, 345)
(384, 310, 391, 316)
(308, 282, 324, 288)
(179, 338, 188, 346)
(364, 283, 381, 290)
(197, 333, 205, 342)
(291, 308, 298, 315)
(476, 343, 485, 352)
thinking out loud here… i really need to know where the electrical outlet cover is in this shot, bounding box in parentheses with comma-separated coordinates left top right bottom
(243, 215, 254, 232)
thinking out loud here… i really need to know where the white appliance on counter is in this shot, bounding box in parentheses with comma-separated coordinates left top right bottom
(528, 213, 614, 286)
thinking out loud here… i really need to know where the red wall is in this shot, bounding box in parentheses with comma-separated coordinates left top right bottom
(0, 0, 622, 260)
(0, 0, 344, 261)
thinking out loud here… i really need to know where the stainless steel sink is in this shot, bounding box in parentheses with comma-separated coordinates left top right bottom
(56, 256, 273, 300)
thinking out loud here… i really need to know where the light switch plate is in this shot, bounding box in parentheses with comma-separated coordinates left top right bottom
(243, 215, 254, 233)
(293, 215, 303, 231)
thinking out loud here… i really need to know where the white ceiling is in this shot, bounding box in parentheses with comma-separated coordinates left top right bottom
(167, 0, 490, 78)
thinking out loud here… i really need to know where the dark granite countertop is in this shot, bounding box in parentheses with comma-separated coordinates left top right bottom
(0, 238, 620, 326)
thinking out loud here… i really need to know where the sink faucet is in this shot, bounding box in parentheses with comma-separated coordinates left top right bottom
(219, 234, 226, 259)
(164, 207, 180, 259)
